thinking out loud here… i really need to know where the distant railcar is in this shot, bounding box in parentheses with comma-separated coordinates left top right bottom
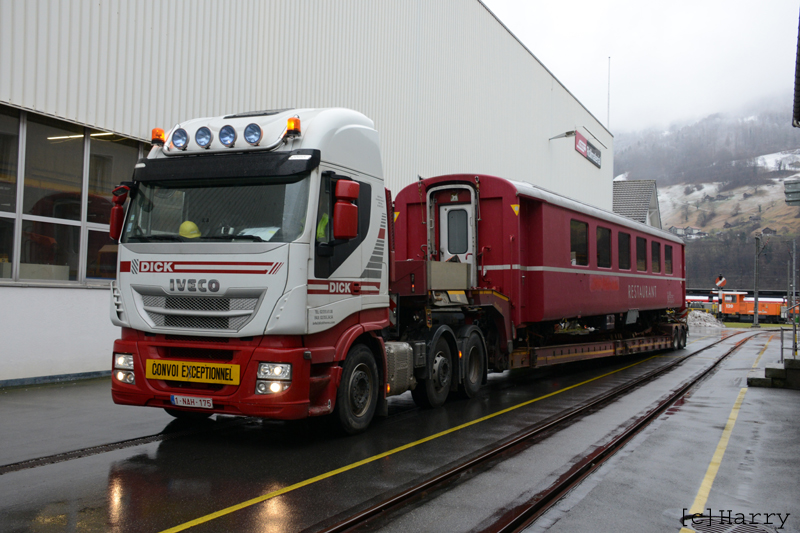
(718, 292, 787, 323)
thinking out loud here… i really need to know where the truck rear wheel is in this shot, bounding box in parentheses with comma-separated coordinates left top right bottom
(412, 337, 452, 408)
(335, 344, 379, 435)
(460, 333, 484, 398)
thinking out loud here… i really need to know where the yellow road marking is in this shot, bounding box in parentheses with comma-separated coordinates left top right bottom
(680, 387, 747, 532)
(160, 356, 659, 532)
(751, 335, 773, 368)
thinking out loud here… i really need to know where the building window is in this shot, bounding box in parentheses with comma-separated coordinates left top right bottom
(619, 232, 631, 270)
(651, 241, 661, 273)
(0, 106, 19, 214)
(89, 132, 139, 225)
(0, 218, 12, 278)
(86, 229, 117, 280)
(597, 226, 611, 268)
(636, 237, 647, 271)
(665, 245, 673, 274)
(0, 103, 145, 285)
(24, 114, 85, 221)
(570, 220, 588, 266)
(21, 219, 78, 280)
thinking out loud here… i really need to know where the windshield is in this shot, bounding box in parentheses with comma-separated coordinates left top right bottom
(121, 174, 310, 243)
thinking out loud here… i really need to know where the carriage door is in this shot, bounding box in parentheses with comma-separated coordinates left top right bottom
(439, 203, 474, 266)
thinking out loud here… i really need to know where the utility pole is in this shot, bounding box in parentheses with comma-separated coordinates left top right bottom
(753, 233, 767, 328)
(607, 57, 611, 130)
(786, 241, 797, 322)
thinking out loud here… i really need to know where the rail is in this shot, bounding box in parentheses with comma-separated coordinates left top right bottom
(315, 332, 756, 533)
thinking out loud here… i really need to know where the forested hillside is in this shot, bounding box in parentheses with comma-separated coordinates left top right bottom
(613, 104, 800, 290)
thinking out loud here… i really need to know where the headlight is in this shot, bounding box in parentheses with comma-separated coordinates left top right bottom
(172, 128, 189, 150)
(244, 123, 262, 146)
(255, 381, 290, 395)
(258, 363, 291, 380)
(219, 125, 237, 147)
(195, 127, 213, 148)
(114, 353, 134, 370)
(115, 370, 135, 384)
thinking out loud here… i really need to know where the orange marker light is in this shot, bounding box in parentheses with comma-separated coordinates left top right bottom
(151, 128, 166, 146)
(386, 383, 391, 394)
(287, 117, 301, 135)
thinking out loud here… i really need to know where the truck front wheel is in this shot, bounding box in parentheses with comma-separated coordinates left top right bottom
(335, 344, 379, 434)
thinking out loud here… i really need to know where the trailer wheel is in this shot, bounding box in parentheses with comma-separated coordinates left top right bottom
(411, 337, 452, 408)
(164, 408, 211, 421)
(335, 344, 379, 435)
(460, 333, 485, 398)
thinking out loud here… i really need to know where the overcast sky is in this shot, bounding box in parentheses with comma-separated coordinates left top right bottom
(481, 0, 800, 133)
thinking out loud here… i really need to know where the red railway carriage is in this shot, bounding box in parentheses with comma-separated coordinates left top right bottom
(393, 174, 685, 330)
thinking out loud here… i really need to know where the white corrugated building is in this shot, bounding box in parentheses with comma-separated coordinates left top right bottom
(0, 0, 613, 384)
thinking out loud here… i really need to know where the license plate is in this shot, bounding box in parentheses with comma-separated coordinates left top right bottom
(146, 359, 240, 385)
(170, 395, 214, 409)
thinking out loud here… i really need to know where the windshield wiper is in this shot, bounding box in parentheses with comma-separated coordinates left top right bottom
(127, 235, 184, 242)
(202, 235, 266, 242)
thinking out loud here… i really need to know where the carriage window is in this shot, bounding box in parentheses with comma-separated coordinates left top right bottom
(636, 237, 647, 271)
(665, 245, 673, 274)
(570, 220, 588, 266)
(447, 209, 468, 255)
(651, 241, 661, 273)
(597, 227, 611, 268)
(619, 232, 631, 270)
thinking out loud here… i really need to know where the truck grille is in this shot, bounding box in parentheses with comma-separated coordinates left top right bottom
(140, 294, 260, 331)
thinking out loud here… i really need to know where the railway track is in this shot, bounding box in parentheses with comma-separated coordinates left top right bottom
(314, 331, 761, 533)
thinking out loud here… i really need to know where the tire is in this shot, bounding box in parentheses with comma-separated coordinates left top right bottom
(335, 344, 379, 435)
(164, 408, 211, 420)
(679, 328, 687, 349)
(460, 333, 485, 398)
(672, 329, 680, 350)
(411, 337, 452, 408)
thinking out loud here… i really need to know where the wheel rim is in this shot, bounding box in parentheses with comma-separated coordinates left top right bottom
(348, 363, 373, 417)
(431, 350, 451, 390)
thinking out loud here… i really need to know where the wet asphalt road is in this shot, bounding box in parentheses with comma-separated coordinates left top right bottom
(1, 328, 795, 532)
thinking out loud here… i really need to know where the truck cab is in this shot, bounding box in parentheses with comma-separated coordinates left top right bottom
(110, 109, 390, 432)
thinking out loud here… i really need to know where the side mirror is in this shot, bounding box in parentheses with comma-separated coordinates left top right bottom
(333, 180, 359, 240)
(109, 185, 130, 241)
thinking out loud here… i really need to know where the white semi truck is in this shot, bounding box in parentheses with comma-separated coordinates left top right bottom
(109, 108, 686, 434)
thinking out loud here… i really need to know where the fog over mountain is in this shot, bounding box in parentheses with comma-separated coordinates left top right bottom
(615, 98, 800, 188)
(614, 100, 800, 290)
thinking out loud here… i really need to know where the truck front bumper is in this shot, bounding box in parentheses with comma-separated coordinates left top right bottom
(110, 335, 336, 420)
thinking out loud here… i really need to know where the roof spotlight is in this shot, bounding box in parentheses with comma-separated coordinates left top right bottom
(219, 125, 237, 147)
(195, 127, 213, 148)
(244, 123, 262, 146)
(172, 128, 189, 150)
